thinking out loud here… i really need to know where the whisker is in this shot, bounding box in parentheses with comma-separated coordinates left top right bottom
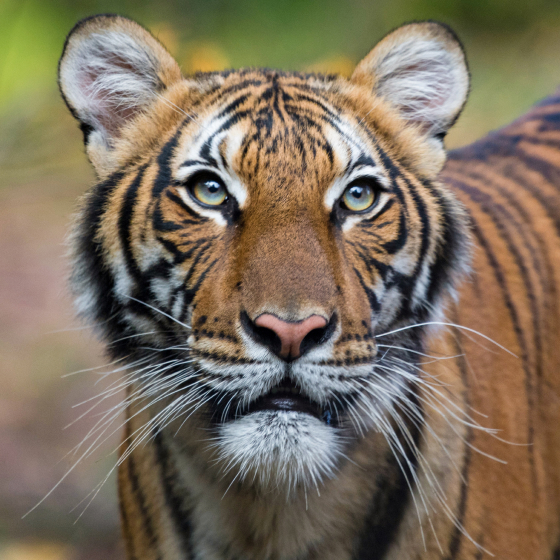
(375, 321, 517, 357)
(124, 295, 191, 330)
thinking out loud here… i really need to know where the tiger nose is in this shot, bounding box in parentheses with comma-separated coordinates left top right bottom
(251, 314, 331, 361)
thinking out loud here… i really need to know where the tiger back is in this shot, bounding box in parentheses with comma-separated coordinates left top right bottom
(440, 97, 560, 558)
(57, 14, 560, 560)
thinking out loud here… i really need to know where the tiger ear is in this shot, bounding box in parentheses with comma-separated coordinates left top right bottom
(58, 14, 182, 170)
(351, 21, 469, 141)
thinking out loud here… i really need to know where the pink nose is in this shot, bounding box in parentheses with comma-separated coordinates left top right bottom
(254, 314, 328, 360)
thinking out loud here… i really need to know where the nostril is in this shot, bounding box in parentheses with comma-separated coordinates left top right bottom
(299, 313, 337, 356)
(240, 311, 282, 356)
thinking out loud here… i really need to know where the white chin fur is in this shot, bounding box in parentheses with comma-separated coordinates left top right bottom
(213, 411, 342, 494)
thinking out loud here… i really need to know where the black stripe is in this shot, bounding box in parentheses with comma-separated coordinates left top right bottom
(354, 267, 381, 313)
(126, 443, 163, 559)
(349, 154, 377, 172)
(417, 178, 470, 310)
(76, 169, 128, 344)
(182, 242, 213, 284)
(153, 204, 186, 232)
(552, 536, 560, 560)
(203, 79, 264, 106)
(118, 478, 138, 560)
(359, 198, 396, 225)
(118, 164, 149, 283)
(354, 387, 421, 559)
(198, 137, 219, 168)
(450, 144, 560, 238)
(166, 191, 208, 222)
(349, 240, 403, 288)
(444, 443, 471, 559)
(398, 174, 431, 282)
(290, 92, 341, 120)
(184, 258, 219, 306)
(153, 431, 194, 559)
(499, 154, 560, 233)
(452, 178, 543, 381)
(467, 217, 535, 453)
(212, 109, 253, 139)
(378, 208, 408, 255)
(444, 334, 473, 560)
(179, 159, 209, 168)
(152, 122, 189, 198)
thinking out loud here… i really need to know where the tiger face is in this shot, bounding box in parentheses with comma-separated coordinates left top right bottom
(59, 16, 470, 493)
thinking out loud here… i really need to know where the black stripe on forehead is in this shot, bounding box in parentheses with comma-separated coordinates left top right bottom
(180, 76, 375, 178)
(152, 118, 190, 198)
(200, 68, 336, 104)
(288, 91, 342, 121)
(200, 79, 265, 108)
(199, 137, 219, 167)
(348, 155, 378, 173)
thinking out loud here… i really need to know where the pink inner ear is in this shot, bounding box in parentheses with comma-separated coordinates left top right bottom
(380, 65, 457, 137)
(76, 50, 160, 138)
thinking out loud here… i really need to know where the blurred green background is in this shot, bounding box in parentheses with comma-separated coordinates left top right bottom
(2, 0, 560, 559)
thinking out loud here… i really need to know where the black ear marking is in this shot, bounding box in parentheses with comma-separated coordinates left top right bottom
(79, 121, 94, 145)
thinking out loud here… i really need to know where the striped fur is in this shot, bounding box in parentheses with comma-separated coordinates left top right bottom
(58, 15, 560, 560)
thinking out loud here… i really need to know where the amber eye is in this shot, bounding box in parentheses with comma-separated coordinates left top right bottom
(189, 173, 228, 207)
(341, 180, 377, 212)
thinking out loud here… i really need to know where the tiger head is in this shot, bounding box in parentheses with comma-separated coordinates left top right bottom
(59, 16, 470, 493)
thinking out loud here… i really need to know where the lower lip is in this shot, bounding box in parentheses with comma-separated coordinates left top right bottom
(249, 395, 323, 419)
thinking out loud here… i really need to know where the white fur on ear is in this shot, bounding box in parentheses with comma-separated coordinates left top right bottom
(59, 15, 181, 146)
(352, 22, 469, 139)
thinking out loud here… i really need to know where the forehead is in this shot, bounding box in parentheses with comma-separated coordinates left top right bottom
(172, 70, 385, 195)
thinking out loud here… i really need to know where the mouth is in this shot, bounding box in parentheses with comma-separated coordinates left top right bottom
(248, 378, 323, 417)
(214, 378, 337, 425)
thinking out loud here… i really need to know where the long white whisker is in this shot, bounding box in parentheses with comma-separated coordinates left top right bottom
(124, 295, 191, 330)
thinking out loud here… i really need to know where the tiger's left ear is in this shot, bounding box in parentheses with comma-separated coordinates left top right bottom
(58, 14, 182, 174)
(351, 21, 469, 142)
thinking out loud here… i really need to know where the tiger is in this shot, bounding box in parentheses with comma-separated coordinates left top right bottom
(57, 13, 560, 560)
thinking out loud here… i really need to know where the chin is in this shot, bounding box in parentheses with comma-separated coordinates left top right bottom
(212, 410, 343, 495)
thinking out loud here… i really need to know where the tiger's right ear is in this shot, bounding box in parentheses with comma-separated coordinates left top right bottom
(351, 22, 469, 144)
(58, 14, 182, 171)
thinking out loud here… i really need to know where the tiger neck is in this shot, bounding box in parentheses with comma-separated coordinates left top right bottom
(164, 427, 412, 560)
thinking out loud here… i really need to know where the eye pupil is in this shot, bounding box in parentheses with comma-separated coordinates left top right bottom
(349, 185, 365, 199)
(206, 181, 220, 193)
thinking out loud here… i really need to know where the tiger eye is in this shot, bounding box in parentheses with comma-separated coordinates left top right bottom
(342, 182, 376, 212)
(191, 175, 227, 207)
